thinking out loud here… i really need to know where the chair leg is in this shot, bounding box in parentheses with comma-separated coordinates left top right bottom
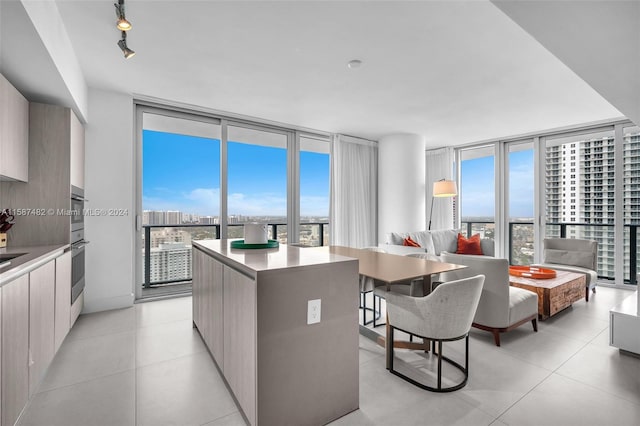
(593, 287, 596, 293)
(492, 330, 501, 347)
(386, 324, 394, 370)
(362, 292, 368, 324)
(437, 340, 443, 390)
(532, 318, 538, 332)
(585, 287, 589, 302)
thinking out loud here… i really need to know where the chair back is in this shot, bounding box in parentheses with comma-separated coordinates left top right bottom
(440, 253, 510, 327)
(543, 238, 597, 270)
(386, 275, 484, 340)
(405, 252, 440, 262)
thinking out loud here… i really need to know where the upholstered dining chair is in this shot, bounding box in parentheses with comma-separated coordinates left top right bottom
(385, 274, 485, 392)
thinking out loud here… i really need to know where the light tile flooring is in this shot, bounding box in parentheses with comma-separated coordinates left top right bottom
(18, 287, 640, 426)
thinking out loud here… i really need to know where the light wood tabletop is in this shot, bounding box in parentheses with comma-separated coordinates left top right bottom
(314, 245, 465, 291)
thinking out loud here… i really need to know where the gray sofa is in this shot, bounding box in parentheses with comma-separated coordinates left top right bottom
(381, 229, 494, 258)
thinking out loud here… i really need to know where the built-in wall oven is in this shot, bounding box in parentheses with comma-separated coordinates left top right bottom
(71, 185, 89, 304)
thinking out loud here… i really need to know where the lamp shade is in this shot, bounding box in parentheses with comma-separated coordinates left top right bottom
(433, 180, 457, 197)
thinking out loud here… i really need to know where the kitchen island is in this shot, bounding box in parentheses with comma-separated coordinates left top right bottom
(192, 240, 360, 426)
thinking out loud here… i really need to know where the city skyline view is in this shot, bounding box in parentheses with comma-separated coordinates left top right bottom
(142, 130, 330, 218)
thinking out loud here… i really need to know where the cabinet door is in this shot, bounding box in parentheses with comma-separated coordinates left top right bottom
(55, 252, 72, 352)
(223, 266, 256, 426)
(29, 260, 56, 396)
(204, 256, 223, 363)
(192, 248, 203, 331)
(70, 111, 85, 190)
(0, 73, 29, 182)
(2, 274, 29, 426)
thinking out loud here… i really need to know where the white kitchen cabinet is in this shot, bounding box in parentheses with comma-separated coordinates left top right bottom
(70, 110, 85, 190)
(192, 248, 223, 363)
(1, 274, 29, 426)
(28, 260, 56, 396)
(54, 252, 72, 352)
(0, 73, 29, 182)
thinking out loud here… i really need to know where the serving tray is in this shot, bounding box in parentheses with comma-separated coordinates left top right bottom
(230, 240, 280, 249)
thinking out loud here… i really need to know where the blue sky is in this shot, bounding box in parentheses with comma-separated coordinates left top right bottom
(143, 130, 330, 217)
(460, 150, 534, 219)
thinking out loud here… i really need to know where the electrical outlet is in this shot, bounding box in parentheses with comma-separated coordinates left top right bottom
(307, 299, 321, 325)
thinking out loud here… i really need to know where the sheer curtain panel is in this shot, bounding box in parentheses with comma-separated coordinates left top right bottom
(426, 147, 456, 230)
(330, 135, 378, 247)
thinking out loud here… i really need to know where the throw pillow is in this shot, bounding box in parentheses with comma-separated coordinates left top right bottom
(403, 236, 421, 247)
(430, 229, 459, 255)
(456, 233, 484, 255)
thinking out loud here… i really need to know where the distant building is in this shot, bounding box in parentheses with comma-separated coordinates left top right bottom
(165, 210, 182, 224)
(143, 210, 166, 225)
(143, 242, 192, 283)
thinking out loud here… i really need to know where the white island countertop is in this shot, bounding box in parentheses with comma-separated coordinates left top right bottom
(193, 239, 355, 275)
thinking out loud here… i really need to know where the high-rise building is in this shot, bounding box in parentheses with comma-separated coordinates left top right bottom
(143, 210, 166, 225)
(166, 210, 182, 224)
(545, 135, 616, 278)
(150, 228, 192, 248)
(143, 242, 192, 283)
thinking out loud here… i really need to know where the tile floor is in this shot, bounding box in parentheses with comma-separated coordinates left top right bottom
(18, 286, 640, 426)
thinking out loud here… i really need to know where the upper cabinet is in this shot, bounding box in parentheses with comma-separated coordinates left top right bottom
(0, 73, 29, 182)
(70, 111, 85, 190)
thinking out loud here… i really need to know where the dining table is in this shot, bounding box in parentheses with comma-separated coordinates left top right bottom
(311, 246, 467, 368)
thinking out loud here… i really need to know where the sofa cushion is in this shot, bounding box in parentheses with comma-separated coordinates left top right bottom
(380, 244, 426, 256)
(544, 248, 594, 270)
(389, 232, 406, 245)
(456, 233, 483, 255)
(403, 236, 420, 247)
(508, 286, 538, 326)
(430, 229, 459, 255)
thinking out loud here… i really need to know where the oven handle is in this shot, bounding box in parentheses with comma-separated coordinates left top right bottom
(71, 195, 89, 202)
(72, 241, 90, 250)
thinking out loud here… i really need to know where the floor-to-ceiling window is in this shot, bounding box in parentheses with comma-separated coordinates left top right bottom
(455, 119, 638, 288)
(135, 105, 330, 299)
(544, 128, 616, 279)
(623, 125, 640, 282)
(227, 125, 289, 241)
(139, 111, 222, 298)
(299, 135, 330, 246)
(459, 145, 496, 240)
(507, 141, 535, 264)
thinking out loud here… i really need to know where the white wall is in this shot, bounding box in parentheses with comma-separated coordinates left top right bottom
(378, 134, 426, 242)
(84, 88, 135, 313)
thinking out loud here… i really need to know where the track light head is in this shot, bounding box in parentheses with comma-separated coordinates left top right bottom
(114, 0, 132, 31)
(117, 31, 135, 59)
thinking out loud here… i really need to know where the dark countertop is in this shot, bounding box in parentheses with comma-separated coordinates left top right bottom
(0, 244, 70, 286)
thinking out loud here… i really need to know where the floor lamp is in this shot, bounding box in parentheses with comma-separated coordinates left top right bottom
(428, 179, 458, 230)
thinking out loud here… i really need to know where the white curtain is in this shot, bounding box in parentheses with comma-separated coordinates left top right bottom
(330, 134, 378, 247)
(426, 147, 456, 230)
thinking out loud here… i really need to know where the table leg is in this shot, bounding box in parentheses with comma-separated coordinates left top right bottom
(422, 274, 432, 296)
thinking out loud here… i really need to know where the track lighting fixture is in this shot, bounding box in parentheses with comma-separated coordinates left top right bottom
(115, 0, 132, 31)
(117, 31, 135, 59)
(114, 0, 135, 58)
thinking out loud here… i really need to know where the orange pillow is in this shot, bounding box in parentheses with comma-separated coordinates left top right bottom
(403, 236, 421, 247)
(456, 233, 483, 255)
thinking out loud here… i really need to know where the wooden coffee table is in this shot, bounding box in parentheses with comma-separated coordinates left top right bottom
(509, 270, 586, 320)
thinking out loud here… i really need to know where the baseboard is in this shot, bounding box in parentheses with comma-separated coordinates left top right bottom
(82, 292, 135, 313)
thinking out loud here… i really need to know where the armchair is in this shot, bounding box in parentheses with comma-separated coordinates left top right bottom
(440, 253, 538, 346)
(533, 238, 598, 301)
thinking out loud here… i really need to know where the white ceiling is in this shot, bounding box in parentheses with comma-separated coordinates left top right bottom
(21, 1, 628, 145)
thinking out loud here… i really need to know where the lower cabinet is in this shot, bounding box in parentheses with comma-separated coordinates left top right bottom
(1, 275, 29, 426)
(1, 253, 71, 425)
(28, 260, 56, 396)
(54, 252, 72, 352)
(192, 248, 224, 363)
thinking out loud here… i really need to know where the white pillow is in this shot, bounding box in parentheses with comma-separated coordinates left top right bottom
(430, 229, 459, 255)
